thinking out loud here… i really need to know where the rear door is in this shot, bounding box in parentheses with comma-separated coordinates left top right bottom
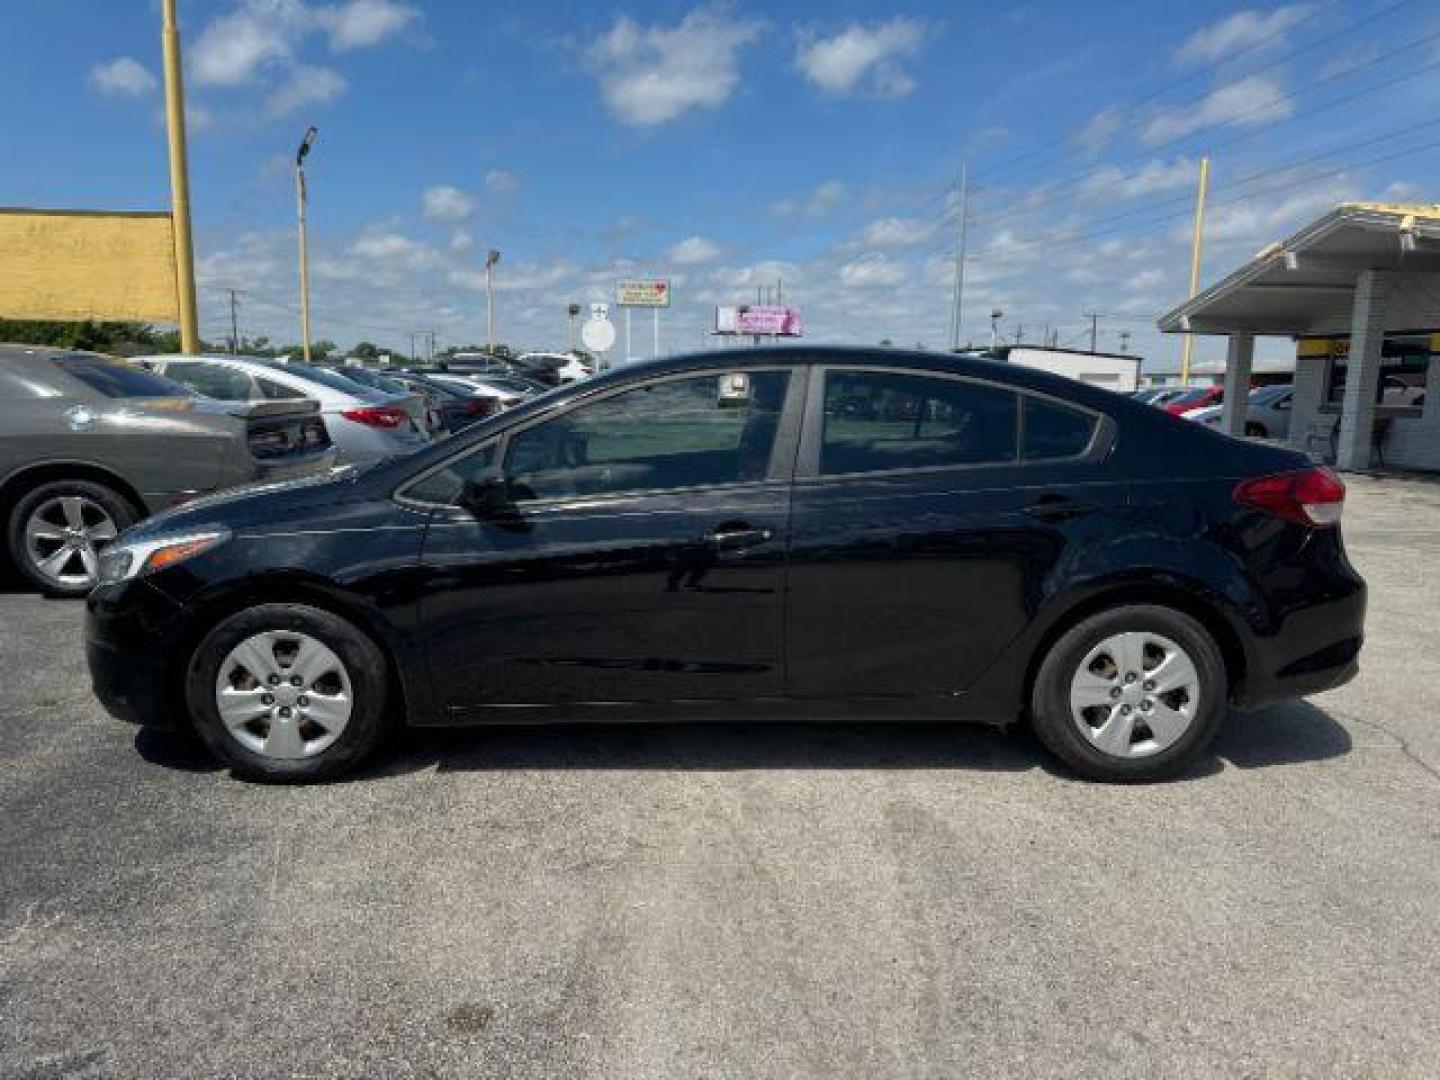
(411, 366, 804, 709)
(785, 364, 1123, 699)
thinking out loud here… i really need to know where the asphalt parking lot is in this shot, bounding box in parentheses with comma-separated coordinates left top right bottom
(3, 474, 1439, 1079)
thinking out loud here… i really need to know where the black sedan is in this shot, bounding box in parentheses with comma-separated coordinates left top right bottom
(86, 348, 1365, 783)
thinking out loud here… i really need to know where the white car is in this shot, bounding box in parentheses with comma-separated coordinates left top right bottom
(516, 351, 593, 384)
(136, 355, 431, 464)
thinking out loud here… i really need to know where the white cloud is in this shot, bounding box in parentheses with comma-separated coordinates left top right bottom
(450, 230, 475, 252)
(351, 231, 437, 270)
(839, 256, 906, 288)
(265, 66, 346, 116)
(1126, 268, 1166, 293)
(421, 185, 475, 222)
(190, 0, 420, 87)
(773, 179, 849, 218)
(668, 236, 722, 265)
(795, 17, 932, 98)
(1074, 108, 1122, 153)
(319, 0, 420, 50)
(485, 169, 520, 193)
(1142, 75, 1291, 144)
(191, 0, 305, 86)
(1081, 157, 1197, 200)
(89, 57, 158, 97)
(855, 216, 936, 248)
(584, 6, 762, 127)
(1176, 5, 1313, 66)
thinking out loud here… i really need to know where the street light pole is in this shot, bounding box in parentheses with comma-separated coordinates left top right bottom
(160, 0, 200, 353)
(485, 249, 501, 353)
(295, 126, 318, 363)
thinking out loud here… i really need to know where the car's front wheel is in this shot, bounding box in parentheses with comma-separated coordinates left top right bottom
(1030, 604, 1227, 782)
(185, 603, 392, 782)
(7, 479, 135, 596)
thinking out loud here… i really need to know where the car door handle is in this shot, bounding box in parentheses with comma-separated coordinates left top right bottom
(707, 524, 773, 551)
(1024, 494, 1095, 522)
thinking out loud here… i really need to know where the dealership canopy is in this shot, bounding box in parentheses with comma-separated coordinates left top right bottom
(1158, 203, 1440, 337)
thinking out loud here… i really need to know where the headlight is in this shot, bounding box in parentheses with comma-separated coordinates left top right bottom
(97, 528, 230, 584)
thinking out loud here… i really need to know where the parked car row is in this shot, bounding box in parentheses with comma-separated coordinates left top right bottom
(0, 345, 560, 596)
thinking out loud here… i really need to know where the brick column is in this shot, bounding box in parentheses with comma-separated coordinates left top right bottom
(1220, 333, 1254, 436)
(1336, 270, 1391, 470)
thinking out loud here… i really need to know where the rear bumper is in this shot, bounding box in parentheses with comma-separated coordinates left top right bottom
(85, 579, 192, 730)
(1232, 576, 1367, 710)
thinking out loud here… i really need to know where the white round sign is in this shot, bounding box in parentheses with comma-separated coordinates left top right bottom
(582, 316, 616, 353)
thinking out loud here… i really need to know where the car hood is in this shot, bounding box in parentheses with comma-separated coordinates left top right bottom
(122, 465, 369, 541)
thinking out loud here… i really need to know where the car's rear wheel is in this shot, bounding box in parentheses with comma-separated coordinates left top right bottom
(6, 480, 135, 596)
(1245, 421, 1268, 438)
(185, 603, 392, 782)
(1030, 604, 1227, 782)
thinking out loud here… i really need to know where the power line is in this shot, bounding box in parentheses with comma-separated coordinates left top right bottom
(965, 31, 1440, 238)
(914, 111, 1440, 267)
(974, 0, 1409, 183)
(949, 129, 1440, 269)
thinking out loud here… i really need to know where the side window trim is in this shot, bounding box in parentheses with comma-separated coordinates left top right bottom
(395, 365, 807, 510)
(795, 364, 1111, 482)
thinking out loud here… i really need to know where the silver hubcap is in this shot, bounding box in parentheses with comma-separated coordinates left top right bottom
(24, 496, 117, 588)
(1069, 631, 1200, 759)
(214, 631, 353, 760)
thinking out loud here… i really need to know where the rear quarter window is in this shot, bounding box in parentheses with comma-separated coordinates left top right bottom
(1023, 397, 1098, 460)
(52, 356, 190, 399)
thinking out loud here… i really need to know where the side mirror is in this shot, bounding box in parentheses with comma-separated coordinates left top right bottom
(459, 477, 512, 518)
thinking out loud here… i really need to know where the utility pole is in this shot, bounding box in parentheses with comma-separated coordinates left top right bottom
(294, 126, 318, 362)
(567, 303, 581, 352)
(1014, 324, 1023, 347)
(160, 0, 200, 353)
(1084, 312, 1100, 353)
(1180, 155, 1211, 387)
(1119, 330, 1131, 355)
(228, 289, 240, 353)
(989, 308, 1003, 352)
(409, 332, 417, 364)
(948, 163, 969, 351)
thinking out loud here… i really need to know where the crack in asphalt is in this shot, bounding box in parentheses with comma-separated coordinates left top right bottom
(1332, 707, 1440, 787)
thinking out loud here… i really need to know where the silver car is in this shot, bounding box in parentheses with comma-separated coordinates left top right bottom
(0, 345, 334, 595)
(138, 355, 431, 464)
(1188, 384, 1294, 439)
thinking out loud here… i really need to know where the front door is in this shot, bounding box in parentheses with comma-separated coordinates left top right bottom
(414, 368, 801, 710)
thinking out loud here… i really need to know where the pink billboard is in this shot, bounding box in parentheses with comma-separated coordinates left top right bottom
(715, 305, 804, 337)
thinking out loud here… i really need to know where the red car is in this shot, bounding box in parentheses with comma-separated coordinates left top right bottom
(1162, 386, 1223, 415)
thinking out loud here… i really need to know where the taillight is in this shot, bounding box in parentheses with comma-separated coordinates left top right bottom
(341, 405, 408, 429)
(1234, 466, 1345, 527)
(465, 399, 494, 416)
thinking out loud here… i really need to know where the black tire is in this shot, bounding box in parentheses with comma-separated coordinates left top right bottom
(1030, 604, 1227, 782)
(6, 479, 137, 597)
(1244, 422, 1267, 438)
(185, 603, 393, 782)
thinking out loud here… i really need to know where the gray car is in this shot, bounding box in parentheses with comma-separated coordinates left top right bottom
(1188, 384, 1294, 439)
(138, 355, 432, 465)
(0, 345, 334, 596)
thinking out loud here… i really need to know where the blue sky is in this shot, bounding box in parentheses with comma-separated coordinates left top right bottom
(3, 0, 1439, 365)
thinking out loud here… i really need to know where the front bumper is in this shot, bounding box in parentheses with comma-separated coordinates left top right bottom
(85, 578, 193, 730)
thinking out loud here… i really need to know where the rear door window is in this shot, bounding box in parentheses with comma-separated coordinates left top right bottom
(820, 370, 1018, 476)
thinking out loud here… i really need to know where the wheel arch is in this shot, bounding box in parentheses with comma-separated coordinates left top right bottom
(0, 461, 150, 528)
(165, 572, 418, 730)
(1020, 577, 1252, 711)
